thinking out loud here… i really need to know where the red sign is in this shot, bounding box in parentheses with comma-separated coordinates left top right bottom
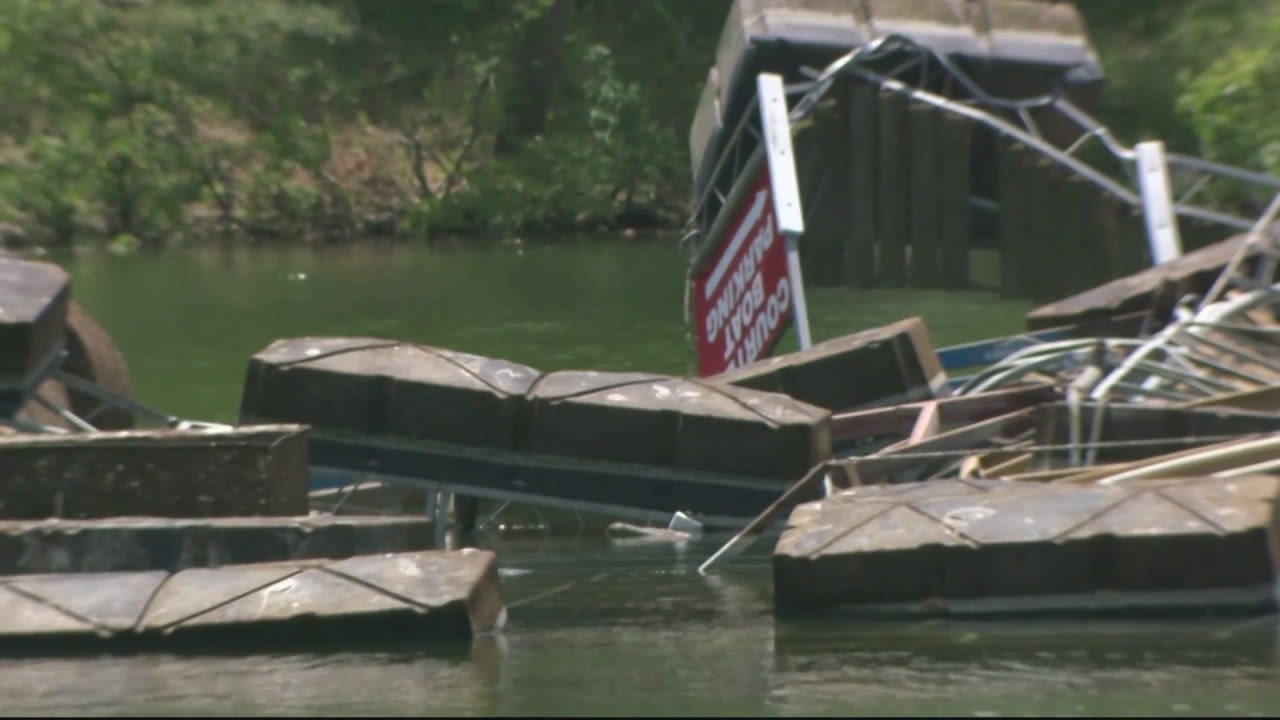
(691, 165, 793, 376)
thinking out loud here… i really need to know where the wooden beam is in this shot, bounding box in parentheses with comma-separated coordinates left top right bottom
(831, 382, 1057, 442)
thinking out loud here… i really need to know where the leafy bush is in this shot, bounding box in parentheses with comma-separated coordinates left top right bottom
(7, 0, 1274, 247)
(0, 0, 711, 247)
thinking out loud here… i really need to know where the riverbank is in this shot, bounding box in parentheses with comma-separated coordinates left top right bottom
(0, 111, 690, 253)
(2, 1, 1274, 252)
(0, 0, 706, 252)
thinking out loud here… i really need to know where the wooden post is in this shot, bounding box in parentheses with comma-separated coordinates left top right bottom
(877, 89, 909, 287)
(1075, 180, 1118, 292)
(1059, 176, 1101, 295)
(937, 114, 973, 289)
(1038, 160, 1071, 302)
(1115, 203, 1151, 276)
(908, 102, 940, 287)
(796, 94, 850, 286)
(1093, 186, 1125, 283)
(803, 92, 844, 285)
(997, 139, 1032, 298)
(846, 82, 878, 287)
(1178, 216, 1228, 254)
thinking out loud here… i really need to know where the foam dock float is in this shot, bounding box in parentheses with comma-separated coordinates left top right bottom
(710, 316, 949, 411)
(239, 337, 834, 527)
(773, 475, 1280, 618)
(0, 424, 310, 519)
(0, 515, 436, 575)
(0, 548, 505, 653)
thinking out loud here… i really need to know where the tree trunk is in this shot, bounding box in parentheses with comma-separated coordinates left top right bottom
(494, 0, 567, 157)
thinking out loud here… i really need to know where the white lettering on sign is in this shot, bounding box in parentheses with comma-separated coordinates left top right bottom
(723, 277, 791, 371)
(702, 192, 778, 344)
(704, 190, 767, 302)
(691, 162, 796, 377)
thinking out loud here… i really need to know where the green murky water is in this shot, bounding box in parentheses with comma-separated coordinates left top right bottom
(10, 238, 1275, 716)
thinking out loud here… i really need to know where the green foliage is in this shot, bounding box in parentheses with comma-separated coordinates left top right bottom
(0, 0, 718, 245)
(0, 0, 359, 244)
(1077, 0, 1276, 156)
(426, 34, 686, 234)
(1175, 6, 1280, 174)
(4, 0, 1277, 246)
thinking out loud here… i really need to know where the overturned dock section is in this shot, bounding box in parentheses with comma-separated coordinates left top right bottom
(1024, 232, 1275, 332)
(711, 316, 948, 411)
(0, 548, 505, 653)
(773, 475, 1280, 618)
(239, 337, 833, 527)
(0, 256, 69, 420)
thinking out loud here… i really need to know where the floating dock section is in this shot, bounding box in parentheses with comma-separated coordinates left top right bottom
(711, 316, 948, 410)
(0, 515, 436, 575)
(0, 548, 505, 652)
(239, 324, 951, 526)
(773, 475, 1280, 618)
(0, 424, 310, 519)
(239, 337, 838, 526)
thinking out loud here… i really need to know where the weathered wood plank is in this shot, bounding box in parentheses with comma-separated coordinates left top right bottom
(1024, 232, 1256, 331)
(831, 382, 1058, 443)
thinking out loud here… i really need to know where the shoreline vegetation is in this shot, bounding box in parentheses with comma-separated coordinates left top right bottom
(0, 0, 1276, 251)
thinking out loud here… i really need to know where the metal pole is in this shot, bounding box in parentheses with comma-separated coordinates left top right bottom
(757, 72, 813, 350)
(784, 234, 813, 349)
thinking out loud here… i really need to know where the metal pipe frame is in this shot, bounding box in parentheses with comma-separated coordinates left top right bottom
(686, 32, 1280, 270)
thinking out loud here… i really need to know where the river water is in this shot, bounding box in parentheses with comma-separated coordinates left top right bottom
(12, 238, 1278, 716)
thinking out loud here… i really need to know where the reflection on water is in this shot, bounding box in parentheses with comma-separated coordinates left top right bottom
(4, 537, 1278, 716)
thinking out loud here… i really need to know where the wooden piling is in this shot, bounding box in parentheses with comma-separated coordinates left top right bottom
(1064, 176, 1110, 296)
(846, 82, 878, 287)
(996, 138, 1033, 298)
(798, 95, 851, 286)
(1115, 203, 1151, 276)
(877, 89, 910, 287)
(1179, 216, 1229, 254)
(937, 114, 973, 289)
(1091, 186, 1125, 283)
(908, 102, 940, 287)
(793, 115, 829, 285)
(1038, 160, 1073, 302)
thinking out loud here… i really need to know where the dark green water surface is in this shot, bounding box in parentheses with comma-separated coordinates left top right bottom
(11, 239, 1274, 716)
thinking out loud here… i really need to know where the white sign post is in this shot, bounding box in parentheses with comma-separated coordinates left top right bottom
(756, 72, 812, 350)
(1135, 140, 1183, 265)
